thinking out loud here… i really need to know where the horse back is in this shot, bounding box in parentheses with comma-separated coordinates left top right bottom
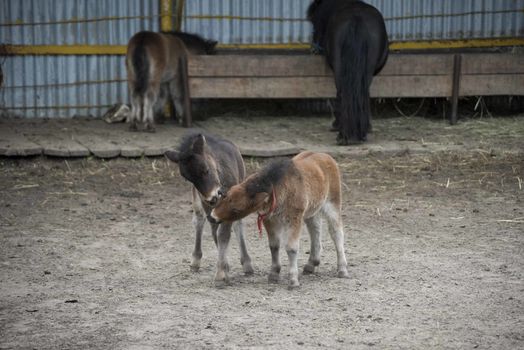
(206, 135, 246, 186)
(291, 152, 342, 214)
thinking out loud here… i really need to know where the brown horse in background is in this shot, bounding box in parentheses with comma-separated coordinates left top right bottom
(126, 31, 216, 131)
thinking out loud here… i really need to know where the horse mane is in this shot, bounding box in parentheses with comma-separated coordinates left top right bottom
(246, 158, 294, 197)
(162, 31, 217, 54)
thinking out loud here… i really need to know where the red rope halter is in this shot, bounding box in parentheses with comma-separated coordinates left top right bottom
(256, 188, 277, 238)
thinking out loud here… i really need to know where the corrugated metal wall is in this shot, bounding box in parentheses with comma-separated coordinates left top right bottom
(183, 0, 524, 44)
(1, 0, 523, 118)
(0, 0, 159, 118)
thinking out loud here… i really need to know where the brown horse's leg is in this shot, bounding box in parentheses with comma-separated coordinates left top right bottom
(128, 91, 140, 131)
(265, 221, 282, 284)
(324, 202, 349, 278)
(169, 79, 184, 124)
(144, 87, 159, 132)
(286, 217, 303, 289)
(303, 215, 322, 274)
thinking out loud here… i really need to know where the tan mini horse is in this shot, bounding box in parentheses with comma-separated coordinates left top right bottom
(126, 31, 216, 131)
(209, 151, 349, 289)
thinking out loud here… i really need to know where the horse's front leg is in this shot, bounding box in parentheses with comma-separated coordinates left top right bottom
(214, 222, 232, 286)
(233, 220, 254, 275)
(265, 220, 282, 284)
(190, 198, 206, 272)
(286, 217, 304, 289)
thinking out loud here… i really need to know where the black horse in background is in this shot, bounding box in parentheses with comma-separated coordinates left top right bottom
(307, 0, 389, 144)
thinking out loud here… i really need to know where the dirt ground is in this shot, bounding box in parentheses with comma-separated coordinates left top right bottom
(1, 115, 523, 349)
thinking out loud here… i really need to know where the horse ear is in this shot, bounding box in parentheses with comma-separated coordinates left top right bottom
(165, 150, 180, 163)
(192, 134, 206, 154)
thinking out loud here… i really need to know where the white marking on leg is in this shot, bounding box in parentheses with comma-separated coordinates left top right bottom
(323, 202, 349, 278)
(286, 221, 302, 289)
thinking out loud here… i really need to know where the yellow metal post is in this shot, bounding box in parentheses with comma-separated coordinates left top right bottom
(160, 0, 173, 32)
(160, 0, 174, 119)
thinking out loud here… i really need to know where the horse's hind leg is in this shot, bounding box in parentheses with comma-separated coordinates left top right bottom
(143, 91, 156, 132)
(303, 215, 323, 275)
(233, 220, 254, 275)
(169, 79, 184, 124)
(324, 202, 349, 278)
(152, 83, 169, 124)
(129, 92, 141, 131)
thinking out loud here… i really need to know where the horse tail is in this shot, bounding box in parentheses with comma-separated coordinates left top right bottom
(131, 40, 149, 97)
(339, 20, 370, 142)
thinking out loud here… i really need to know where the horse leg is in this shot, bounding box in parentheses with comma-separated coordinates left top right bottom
(169, 79, 184, 125)
(152, 83, 169, 124)
(324, 202, 349, 278)
(143, 82, 159, 132)
(214, 222, 232, 286)
(303, 215, 323, 275)
(266, 222, 282, 284)
(233, 220, 254, 275)
(129, 92, 140, 131)
(189, 190, 206, 271)
(286, 217, 303, 289)
(329, 91, 342, 132)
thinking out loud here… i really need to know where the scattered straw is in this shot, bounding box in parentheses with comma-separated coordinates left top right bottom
(496, 219, 524, 224)
(13, 184, 39, 190)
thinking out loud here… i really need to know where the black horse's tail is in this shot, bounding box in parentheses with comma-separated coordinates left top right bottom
(339, 20, 370, 142)
(131, 42, 149, 97)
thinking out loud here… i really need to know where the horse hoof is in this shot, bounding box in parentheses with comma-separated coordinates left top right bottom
(303, 264, 316, 275)
(268, 273, 280, 284)
(190, 264, 200, 273)
(128, 125, 138, 132)
(213, 279, 230, 289)
(243, 263, 255, 276)
(288, 280, 300, 290)
(337, 269, 350, 279)
(145, 127, 156, 133)
(336, 135, 349, 146)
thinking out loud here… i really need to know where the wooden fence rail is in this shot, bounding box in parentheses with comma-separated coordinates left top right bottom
(185, 53, 524, 126)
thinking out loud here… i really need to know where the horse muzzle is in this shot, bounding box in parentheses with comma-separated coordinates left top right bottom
(207, 212, 222, 225)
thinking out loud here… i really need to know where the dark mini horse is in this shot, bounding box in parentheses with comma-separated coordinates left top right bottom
(308, 0, 389, 144)
(126, 31, 217, 131)
(165, 132, 253, 285)
(210, 151, 349, 289)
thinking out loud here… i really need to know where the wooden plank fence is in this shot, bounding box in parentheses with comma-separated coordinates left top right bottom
(186, 53, 524, 125)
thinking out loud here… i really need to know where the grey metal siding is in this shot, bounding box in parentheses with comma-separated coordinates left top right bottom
(1, 0, 159, 45)
(182, 0, 524, 44)
(1, 0, 522, 118)
(1, 0, 158, 118)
